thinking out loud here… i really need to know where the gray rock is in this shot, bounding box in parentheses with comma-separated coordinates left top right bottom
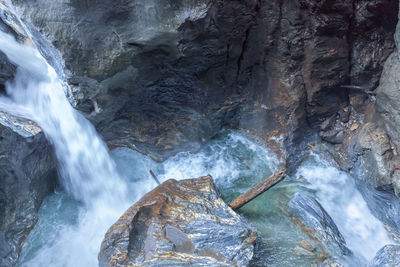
(99, 175, 257, 267)
(376, 17, 400, 154)
(9, 0, 397, 166)
(288, 193, 350, 256)
(0, 112, 56, 267)
(368, 245, 400, 267)
(319, 258, 344, 267)
(348, 122, 395, 189)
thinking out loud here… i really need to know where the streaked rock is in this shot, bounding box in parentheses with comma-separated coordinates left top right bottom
(99, 175, 257, 267)
(367, 245, 400, 267)
(288, 193, 350, 256)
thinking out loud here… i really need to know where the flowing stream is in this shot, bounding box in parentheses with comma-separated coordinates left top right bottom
(0, 14, 396, 267)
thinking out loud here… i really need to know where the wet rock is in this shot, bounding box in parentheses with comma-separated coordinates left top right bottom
(293, 246, 314, 257)
(355, 185, 400, 240)
(320, 116, 337, 132)
(367, 245, 400, 267)
(301, 239, 316, 252)
(99, 175, 257, 267)
(319, 258, 344, 267)
(9, 0, 398, 165)
(320, 129, 345, 145)
(288, 193, 350, 256)
(0, 112, 56, 267)
(0, 51, 14, 94)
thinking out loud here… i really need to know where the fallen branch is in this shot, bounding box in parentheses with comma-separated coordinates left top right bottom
(229, 169, 286, 210)
(149, 170, 161, 185)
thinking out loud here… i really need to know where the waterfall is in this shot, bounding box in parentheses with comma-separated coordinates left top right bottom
(0, 30, 130, 266)
(296, 154, 393, 263)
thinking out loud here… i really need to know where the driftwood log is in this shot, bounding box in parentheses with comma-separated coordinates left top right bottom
(149, 170, 161, 185)
(229, 169, 286, 210)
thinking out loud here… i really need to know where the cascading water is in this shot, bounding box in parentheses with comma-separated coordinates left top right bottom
(0, 31, 131, 266)
(0, 7, 396, 267)
(295, 154, 393, 263)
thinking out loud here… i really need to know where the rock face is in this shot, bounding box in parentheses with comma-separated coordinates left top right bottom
(376, 14, 400, 153)
(288, 193, 350, 257)
(346, 122, 397, 190)
(9, 0, 398, 165)
(0, 113, 56, 267)
(99, 175, 257, 267)
(367, 245, 400, 267)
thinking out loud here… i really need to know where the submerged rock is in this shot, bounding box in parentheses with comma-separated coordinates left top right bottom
(319, 258, 344, 267)
(367, 245, 400, 267)
(0, 112, 56, 267)
(99, 175, 257, 267)
(288, 193, 350, 256)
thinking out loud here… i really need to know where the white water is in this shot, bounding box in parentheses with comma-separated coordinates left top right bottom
(296, 154, 393, 263)
(0, 31, 132, 266)
(0, 14, 395, 267)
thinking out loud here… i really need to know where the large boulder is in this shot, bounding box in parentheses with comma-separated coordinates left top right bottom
(99, 175, 257, 267)
(0, 112, 56, 267)
(288, 193, 350, 257)
(367, 245, 400, 267)
(9, 0, 398, 165)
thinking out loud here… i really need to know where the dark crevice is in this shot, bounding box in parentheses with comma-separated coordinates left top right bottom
(346, 0, 356, 87)
(236, 27, 251, 80)
(235, 0, 261, 81)
(225, 43, 230, 66)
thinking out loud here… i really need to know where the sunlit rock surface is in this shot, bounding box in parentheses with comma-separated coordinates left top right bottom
(99, 175, 257, 267)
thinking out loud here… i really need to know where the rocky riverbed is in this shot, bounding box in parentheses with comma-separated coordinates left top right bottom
(1, 0, 400, 266)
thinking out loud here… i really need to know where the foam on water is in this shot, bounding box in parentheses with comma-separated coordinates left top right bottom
(0, 11, 395, 267)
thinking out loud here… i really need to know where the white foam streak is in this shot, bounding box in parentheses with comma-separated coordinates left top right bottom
(0, 31, 130, 266)
(296, 155, 393, 262)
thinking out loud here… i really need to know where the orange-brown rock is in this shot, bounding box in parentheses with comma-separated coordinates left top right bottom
(98, 175, 257, 267)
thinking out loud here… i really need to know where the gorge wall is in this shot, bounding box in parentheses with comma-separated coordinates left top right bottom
(1, 0, 400, 265)
(9, 0, 398, 165)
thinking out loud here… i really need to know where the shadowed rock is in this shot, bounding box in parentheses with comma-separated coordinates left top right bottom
(0, 112, 56, 267)
(99, 175, 257, 267)
(9, 0, 398, 167)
